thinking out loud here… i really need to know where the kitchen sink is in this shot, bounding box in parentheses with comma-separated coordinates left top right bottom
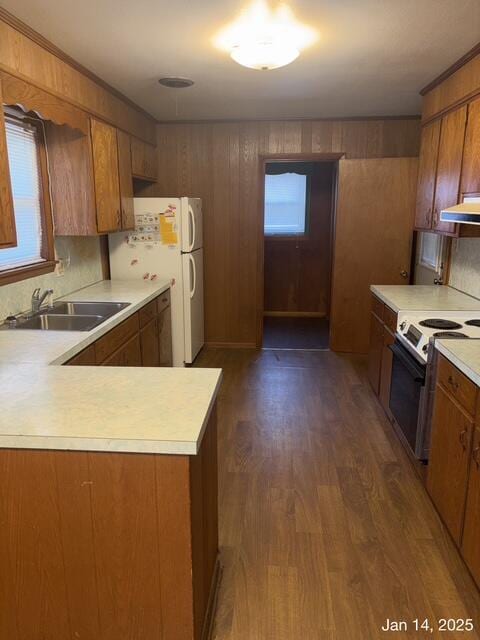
(47, 301, 130, 317)
(16, 314, 105, 331)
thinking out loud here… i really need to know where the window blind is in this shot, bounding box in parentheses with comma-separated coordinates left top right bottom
(0, 118, 44, 271)
(264, 172, 307, 235)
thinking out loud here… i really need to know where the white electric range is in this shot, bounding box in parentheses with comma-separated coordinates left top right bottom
(396, 310, 480, 364)
(389, 310, 480, 461)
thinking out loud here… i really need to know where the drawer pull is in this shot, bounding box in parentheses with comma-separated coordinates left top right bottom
(448, 375, 459, 390)
(459, 429, 469, 450)
(473, 446, 480, 469)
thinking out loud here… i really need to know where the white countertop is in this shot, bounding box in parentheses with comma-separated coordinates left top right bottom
(435, 340, 480, 388)
(371, 285, 480, 313)
(0, 279, 222, 455)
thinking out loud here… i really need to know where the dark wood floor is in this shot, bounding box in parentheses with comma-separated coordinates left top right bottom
(195, 347, 480, 640)
(263, 316, 330, 349)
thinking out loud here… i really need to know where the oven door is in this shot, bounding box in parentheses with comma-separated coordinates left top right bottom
(389, 340, 427, 458)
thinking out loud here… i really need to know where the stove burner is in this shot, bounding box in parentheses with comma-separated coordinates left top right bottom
(433, 331, 469, 339)
(419, 318, 463, 330)
(465, 319, 480, 327)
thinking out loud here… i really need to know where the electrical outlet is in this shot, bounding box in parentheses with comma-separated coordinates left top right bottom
(55, 258, 65, 277)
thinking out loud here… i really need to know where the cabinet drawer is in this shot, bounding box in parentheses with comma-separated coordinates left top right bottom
(157, 289, 171, 314)
(95, 313, 139, 363)
(371, 295, 384, 321)
(139, 300, 157, 328)
(384, 305, 398, 334)
(438, 354, 477, 415)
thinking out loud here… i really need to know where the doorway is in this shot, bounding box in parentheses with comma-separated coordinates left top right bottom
(261, 159, 336, 350)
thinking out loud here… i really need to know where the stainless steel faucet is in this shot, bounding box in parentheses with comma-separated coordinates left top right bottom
(31, 288, 54, 314)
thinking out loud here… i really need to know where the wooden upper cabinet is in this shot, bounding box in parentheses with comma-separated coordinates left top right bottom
(427, 382, 474, 544)
(131, 136, 157, 181)
(90, 119, 121, 233)
(0, 79, 17, 248)
(47, 119, 137, 235)
(116, 129, 134, 230)
(462, 426, 480, 588)
(415, 120, 441, 230)
(432, 106, 467, 234)
(461, 98, 480, 196)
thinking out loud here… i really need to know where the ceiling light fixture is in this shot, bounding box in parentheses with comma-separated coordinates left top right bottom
(158, 77, 195, 89)
(214, 0, 317, 70)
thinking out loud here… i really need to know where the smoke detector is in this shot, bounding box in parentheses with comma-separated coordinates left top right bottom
(158, 77, 194, 89)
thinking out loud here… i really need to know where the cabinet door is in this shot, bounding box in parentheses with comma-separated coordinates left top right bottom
(158, 307, 173, 367)
(433, 106, 468, 234)
(427, 383, 473, 544)
(461, 427, 480, 588)
(131, 137, 157, 181)
(66, 345, 96, 366)
(414, 120, 441, 230)
(461, 98, 480, 196)
(90, 119, 121, 233)
(102, 334, 142, 367)
(379, 328, 395, 419)
(116, 129, 134, 230)
(140, 318, 160, 366)
(367, 312, 384, 395)
(0, 79, 17, 247)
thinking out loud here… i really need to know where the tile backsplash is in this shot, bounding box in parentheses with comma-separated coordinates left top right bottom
(449, 238, 480, 299)
(0, 236, 103, 321)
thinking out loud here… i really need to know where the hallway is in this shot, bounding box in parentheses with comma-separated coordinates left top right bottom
(196, 348, 480, 640)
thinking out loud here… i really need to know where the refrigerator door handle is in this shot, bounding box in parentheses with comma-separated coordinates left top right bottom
(188, 204, 196, 252)
(189, 254, 196, 299)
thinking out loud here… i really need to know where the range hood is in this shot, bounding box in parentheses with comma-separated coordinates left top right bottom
(441, 196, 480, 225)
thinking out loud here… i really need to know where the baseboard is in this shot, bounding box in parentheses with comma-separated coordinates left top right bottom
(202, 555, 223, 640)
(205, 341, 257, 349)
(263, 311, 327, 318)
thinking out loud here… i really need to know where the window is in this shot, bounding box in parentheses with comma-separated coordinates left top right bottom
(264, 172, 308, 235)
(419, 232, 445, 271)
(0, 112, 54, 283)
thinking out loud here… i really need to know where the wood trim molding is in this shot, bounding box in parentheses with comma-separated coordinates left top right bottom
(1, 72, 89, 133)
(0, 260, 56, 286)
(421, 89, 480, 127)
(157, 115, 422, 125)
(420, 42, 480, 96)
(0, 7, 156, 125)
(205, 342, 257, 349)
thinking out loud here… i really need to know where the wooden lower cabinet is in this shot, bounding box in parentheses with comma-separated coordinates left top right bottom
(102, 333, 142, 367)
(367, 311, 384, 394)
(0, 405, 219, 640)
(140, 317, 160, 366)
(427, 383, 474, 544)
(379, 328, 395, 419)
(66, 291, 172, 368)
(462, 427, 480, 586)
(158, 305, 173, 366)
(367, 294, 397, 412)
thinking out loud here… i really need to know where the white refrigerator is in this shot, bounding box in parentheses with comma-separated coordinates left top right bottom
(109, 197, 204, 367)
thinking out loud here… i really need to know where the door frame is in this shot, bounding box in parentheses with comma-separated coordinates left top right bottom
(256, 152, 343, 348)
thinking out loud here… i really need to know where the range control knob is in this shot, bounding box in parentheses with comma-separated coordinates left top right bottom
(422, 345, 429, 353)
(399, 321, 407, 331)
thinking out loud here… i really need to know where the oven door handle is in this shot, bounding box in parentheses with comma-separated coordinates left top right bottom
(388, 342, 425, 381)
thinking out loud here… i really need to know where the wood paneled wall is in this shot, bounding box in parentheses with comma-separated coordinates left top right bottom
(422, 49, 480, 124)
(264, 162, 334, 315)
(0, 11, 155, 142)
(144, 118, 420, 347)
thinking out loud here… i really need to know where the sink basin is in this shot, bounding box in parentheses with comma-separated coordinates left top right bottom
(15, 314, 105, 331)
(47, 301, 130, 317)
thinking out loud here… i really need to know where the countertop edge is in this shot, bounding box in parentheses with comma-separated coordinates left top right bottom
(369, 285, 400, 312)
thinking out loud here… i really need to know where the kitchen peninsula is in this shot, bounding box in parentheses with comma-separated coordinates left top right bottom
(0, 280, 222, 640)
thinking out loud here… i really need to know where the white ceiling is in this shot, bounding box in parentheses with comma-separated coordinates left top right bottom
(5, 0, 480, 121)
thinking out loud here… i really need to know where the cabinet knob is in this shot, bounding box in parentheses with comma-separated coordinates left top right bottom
(400, 270, 408, 279)
(448, 375, 459, 390)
